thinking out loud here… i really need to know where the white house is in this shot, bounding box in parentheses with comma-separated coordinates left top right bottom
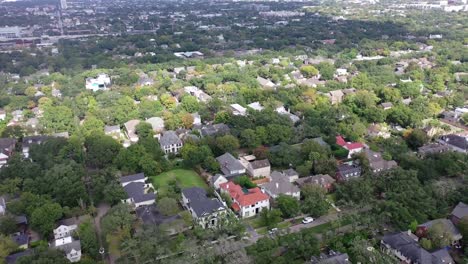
(53, 224, 77, 240)
(85, 73, 111, 92)
(220, 182, 270, 218)
(53, 236, 82, 263)
(159, 131, 183, 154)
(230, 104, 247, 116)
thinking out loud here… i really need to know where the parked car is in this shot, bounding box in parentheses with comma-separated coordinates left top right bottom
(302, 217, 314, 224)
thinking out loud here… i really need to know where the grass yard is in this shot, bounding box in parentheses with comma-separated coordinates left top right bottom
(152, 169, 208, 196)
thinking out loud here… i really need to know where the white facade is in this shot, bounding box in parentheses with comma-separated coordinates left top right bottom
(230, 104, 247, 116)
(238, 199, 269, 218)
(85, 74, 111, 92)
(53, 225, 77, 240)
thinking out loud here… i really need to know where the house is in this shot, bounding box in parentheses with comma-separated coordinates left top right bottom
(216, 153, 246, 178)
(335, 68, 348, 76)
(200, 123, 230, 137)
(275, 106, 300, 123)
(137, 76, 154, 87)
(367, 124, 391, 139)
(12, 233, 29, 249)
(380, 102, 393, 110)
(437, 134, 467, 153)
(269, 169, 299, 183)
(336, 163, 362, 181)
(210, 174, 228, 189)
(53, 236, 82, 263)
(364, 149, 397, 173)
(159, 131, 183, 154)
(11, 110, 23, 122)
(181, 187, 227, 229)
(85, 73, 111, 92)
(246, 159, 271, 179)
(51, 88, 62, 98)
(327, 90, 344, 105)
(104, 125, 121, 139)
(219, 182, 269, 218)
(53, 224, 77, 240)
(22, 136, 49, 158)
(230, 104, 247, 116)
(120, 173, 156, 208)
(192, 113, 201, 126)
(184, 86, 212, 103)
(124, 119, 140, 143)
(450, 202, 468, 225)
(256, 76, 276, 90)
(247, 102, 263, 111)
(260, 172, 300, 200)
(295, 174, 335, 192)
(336, 136, 365, 158)
(381, 231, 454, 264)
(418, 143, 450, 157)
(146, 117, 165, 134)
(416, 219, 462, 244)
(0, 138, 16, 168)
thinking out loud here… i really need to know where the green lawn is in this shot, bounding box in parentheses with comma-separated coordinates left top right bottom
(152, 169, 208, 196)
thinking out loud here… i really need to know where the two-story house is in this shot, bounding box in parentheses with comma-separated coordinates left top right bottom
(220, 182, 269, 218)
(159, 131, 183, 154)
(181, 187, 226, 229)
(216, 153, 246, 178)
(53, 236, 82, 262)
(53, 224, 77, 240)
(295, 174, 336, 192)
(0, 138, 16, 168)
(120, 173, 156, 209)
(260, 173, 300, 200)
(246, 159, 271, 179)
(336, 163, 362, 182)
(336, 135, 365, 158)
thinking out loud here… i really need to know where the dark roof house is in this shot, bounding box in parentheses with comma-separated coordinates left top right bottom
(450, 202, 468, 225)
(216, 153, 246, 178)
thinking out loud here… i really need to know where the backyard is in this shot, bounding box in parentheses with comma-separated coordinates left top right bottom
(151, 169, 208, 196)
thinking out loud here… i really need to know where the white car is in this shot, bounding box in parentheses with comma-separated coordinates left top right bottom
(302, 217, 315, 224)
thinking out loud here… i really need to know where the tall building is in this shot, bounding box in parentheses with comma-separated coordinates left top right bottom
(60, 0, 67, 9)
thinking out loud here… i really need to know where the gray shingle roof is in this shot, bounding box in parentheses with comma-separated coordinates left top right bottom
(216, 153, 245, 176)
(120, 173, 145, 183)
(200, 123, 230, 137)
(6, 249, 34, 264)
(182, 187, 224, 217)
(159, 131, 182, 147)
(262, 173, 300, 197)
(250, 159, 270, 169)
(55, 240, 81, 254)
(123, 182, 155, 203)
(451, 202, 468, 219)
(419, 219, 462, 240)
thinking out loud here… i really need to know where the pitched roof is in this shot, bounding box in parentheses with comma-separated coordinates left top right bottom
(55, 239, 81, 254)
(261, 174, 300, 197)
(123, 182, 156, 203)
(6, 249, 34, 264)
(250, 159, 270, 170)
(440, 135, 468, 151)
(160, 131, 182, 147)
(382, 232, 433, 263)
(216, 153, 245, 175)
(182, 187, 225, 217)
(419, 219, 462, 240)
(200, 123, 230, 137)
(120, 173, 145, 183)
(335, 136, 364, 150)
(295, 174, 335, 187)
(364, 149, 397, 171)
(220, 182, 269, 207)
(451, 202, 468, 219)
(146, 117, 165, 132)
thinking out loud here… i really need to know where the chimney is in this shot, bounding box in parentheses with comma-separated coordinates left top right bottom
(276, 182, 279, 189)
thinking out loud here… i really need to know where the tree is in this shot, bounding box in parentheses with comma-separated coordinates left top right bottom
(276, 195, 300, 218)
(240, 129, 259, 148)
(0, 235, 17, 261)
(215, 135, 240, 154)
(158, 197, 179, 216)
(77, 220, 100, 259)
(41, 105, 76, 133)
(31, 202, 63, 237)
(81, 116, 104, 137)
(101, 203, 134, 238)
(405, 129, 428, 150)
(301, 184, 330, 217)
(85, 134, 122, 168)
(181, 144, 213, 168)
(458, 216, 468, 245)
(300, 65, 319, 78)
(427, 221, 453, 249)
(317, 62, 336, 80)
(234, 175, 256, 189)
(16, 249, 69, 264)
(259, 209, 282, 229)
(181, 95, 200, 113)
(0, 215, 17, 235)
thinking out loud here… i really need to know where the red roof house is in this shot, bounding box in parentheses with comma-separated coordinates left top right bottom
(219, 182, 270, 218)
(336, 136, 365, 158)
